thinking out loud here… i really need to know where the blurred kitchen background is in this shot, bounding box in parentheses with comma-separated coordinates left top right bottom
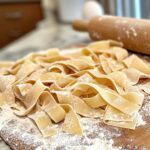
(0, 0, 150, 61)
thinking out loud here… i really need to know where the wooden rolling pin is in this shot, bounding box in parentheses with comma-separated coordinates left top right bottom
(72, 16, 150, 55)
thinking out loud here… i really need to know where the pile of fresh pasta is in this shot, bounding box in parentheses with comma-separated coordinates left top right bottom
(0, 40, 150, 137)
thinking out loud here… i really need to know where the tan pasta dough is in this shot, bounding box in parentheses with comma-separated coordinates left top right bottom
(0, 40, 150, 137)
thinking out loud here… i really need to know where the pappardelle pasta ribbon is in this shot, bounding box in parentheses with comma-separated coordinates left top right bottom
(0, 40, 149, 137)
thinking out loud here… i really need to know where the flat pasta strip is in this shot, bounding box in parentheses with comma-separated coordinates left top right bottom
(111, 47, 128, 61)
(61, 104, 83, 135)
(121, 92, 144, 106)
(123, 55, 150, 74)
(0, 61, 14, 68)
(39, 91, 66, 123)
(14, 80, 46, 116)
(123, 68, 150, 85)
(99, 55, 112, 74)
(72, 95, 104, 118)
(1, 86, 15, 106)
(0, 93, 3, 106)
(104, 120, 137, 130)
(104, 105, 134, 122)
(0, 75, 16, 92)
(67, 73, 96, 87)
(14, 83, 32, 100)
(55, 90, 104, 118)
(16, 60, 39, 80)
(39, 92, 82, 135)
(48, 64, 70, 74)
(8, 59, 24, 75)
(88, 40, 123, 51)
(40, 72, 75, 87)
(35, 55, 69, 67)
(108, 71, 131, 91)
(72, 82, 140, 115)
(107, 57, 124, 72)
(0, 62, 14, 75)
(82, 48, 100, 63)
(83, 94, 107, 108)
(28, 106, 56, 137)
(52, 57, 95, 71)
(75, 70, 126, 94)
(24, 69, 47, 83)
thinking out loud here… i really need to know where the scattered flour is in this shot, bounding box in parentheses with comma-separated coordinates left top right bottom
(126, 30, 130, 38)
(0, 106, 14, 130)
(44, 118, 121, 150)
(91, 31, 102, 39)
(141, 95, 150, 117)
(130, 27, 137, 37)
(0, 107, 122, 150)
(133, 112, 146, 127)
(0, 107, 46, 150)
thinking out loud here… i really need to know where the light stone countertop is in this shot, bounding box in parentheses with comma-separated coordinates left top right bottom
(0, 19, 89, 61)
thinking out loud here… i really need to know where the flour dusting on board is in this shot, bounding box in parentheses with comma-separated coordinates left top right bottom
(141, 95, 150, 117)
(0, 107, 122, 150)
(0, 107, 46, 149)
(134, 112, 146, 127)
(44, 118, 122, 150)
(0, 95, 149, 150)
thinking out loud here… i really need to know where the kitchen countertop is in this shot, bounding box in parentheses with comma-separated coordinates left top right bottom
(0, 19, 89, 61)
(0, 19, 89, 149)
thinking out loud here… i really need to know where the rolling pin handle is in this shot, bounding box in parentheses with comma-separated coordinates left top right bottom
(72, 20, 89, 32)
